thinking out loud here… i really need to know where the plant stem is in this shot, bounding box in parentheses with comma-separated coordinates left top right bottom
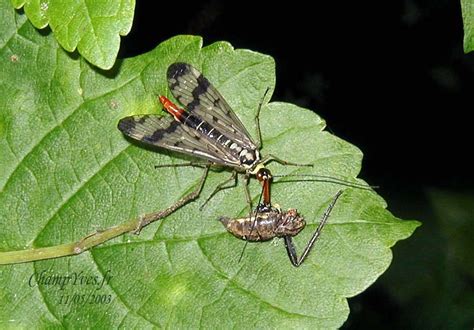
(0, 167, 209, 265)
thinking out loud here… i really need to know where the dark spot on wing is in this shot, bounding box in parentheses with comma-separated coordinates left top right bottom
(146, 121, 181, 143)
(192, 74, 210, 100)
(167, 62, 190, 80)
(137, 116, 148, 124)
(118, 117, 137, 133)
(187, 98, 199, 112)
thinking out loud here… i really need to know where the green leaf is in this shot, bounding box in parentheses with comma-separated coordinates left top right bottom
(10, 0, 134, 69)
(425, 189, 474, 328)
(461, 0, 474, 52)
(429, 189, 474, 278)
(0, 6, 420, 328)
(379, 189, 474, 328)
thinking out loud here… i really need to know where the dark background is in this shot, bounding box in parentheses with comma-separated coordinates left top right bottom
(120, 1, 473, 328)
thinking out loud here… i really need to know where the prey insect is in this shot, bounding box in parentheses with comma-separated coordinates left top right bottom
(118, 62, 308, 214)
(219, 190, 343, 267)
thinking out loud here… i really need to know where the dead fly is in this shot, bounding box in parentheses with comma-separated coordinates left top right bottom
(219, 190, 343, 267)
(118, 62, 310, 215)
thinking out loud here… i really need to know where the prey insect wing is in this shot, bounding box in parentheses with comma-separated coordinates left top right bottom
(118, 114, 240, 166)
(167, 63, 257, 149)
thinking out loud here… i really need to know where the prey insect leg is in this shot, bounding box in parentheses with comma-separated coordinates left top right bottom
(237, 178, 271, 262)
(284, 190, 343, 267)
(133, 165, 211, 234)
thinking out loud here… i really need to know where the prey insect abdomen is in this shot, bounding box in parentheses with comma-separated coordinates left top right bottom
(220, 214, 277, 241)
(219, 209, 306, 242)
